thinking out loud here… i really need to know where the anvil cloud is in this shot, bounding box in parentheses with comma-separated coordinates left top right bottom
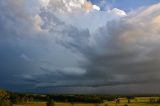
(0, 0, 160, 94)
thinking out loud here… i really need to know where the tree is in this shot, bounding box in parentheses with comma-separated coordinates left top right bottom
(0, 89, 12, 106)
(116, 99, 120, 104)
(127, 99, 130, 103)
(126, 96, 134, 104)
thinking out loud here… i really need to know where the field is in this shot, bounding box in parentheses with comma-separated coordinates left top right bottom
(13, 97, 160, 106)
(101, 97, 160, 106)
(13, 102, 46, 106)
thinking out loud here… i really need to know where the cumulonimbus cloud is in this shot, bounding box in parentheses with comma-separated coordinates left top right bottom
(1, 0, 160, 93)
(37, 2, 160, 87)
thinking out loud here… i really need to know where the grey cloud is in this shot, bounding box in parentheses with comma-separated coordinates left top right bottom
(20, 54, 32, 62)
(37, 3, 160, 88)
(1, 0, 160, 94)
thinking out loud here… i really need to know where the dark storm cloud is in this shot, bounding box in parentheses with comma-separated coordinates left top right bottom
(1, 0, 160, 94)
(39, 2, 160, 88)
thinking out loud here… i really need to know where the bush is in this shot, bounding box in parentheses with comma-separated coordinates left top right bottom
(47, 99, 55, 106)
(0, 99, 12, 106)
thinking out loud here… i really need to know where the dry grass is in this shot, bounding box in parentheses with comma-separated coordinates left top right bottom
(101, 97, 160, 106)
(13, 97, 160, 106)
(13, 102, 46, 106)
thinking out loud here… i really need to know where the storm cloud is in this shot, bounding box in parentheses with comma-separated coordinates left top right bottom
(1, 0, 160, 94)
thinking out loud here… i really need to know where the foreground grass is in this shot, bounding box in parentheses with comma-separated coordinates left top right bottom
(101, 97, 160, 106)
(13, 102, 46, 106)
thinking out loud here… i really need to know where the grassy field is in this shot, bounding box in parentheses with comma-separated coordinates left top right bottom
(101, 97, 160, 106)
(13, 102, 47, 106)
(13, 97, 160, 106)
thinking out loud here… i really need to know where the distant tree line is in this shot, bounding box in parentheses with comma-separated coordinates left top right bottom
(1, 89, 138, 105)
(9, 92, 34, 104)
(0, 89, 128, 104)
(3, 89, 152, 105)
(46, 95, 119, 103)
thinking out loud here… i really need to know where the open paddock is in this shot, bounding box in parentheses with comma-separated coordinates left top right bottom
(13, 97, 160, 106)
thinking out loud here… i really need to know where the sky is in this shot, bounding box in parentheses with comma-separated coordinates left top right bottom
(1, 0, 160, 94)
(91, 0, 160, 11)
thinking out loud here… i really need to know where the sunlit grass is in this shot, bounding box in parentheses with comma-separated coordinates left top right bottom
(13, 97, 160, 106)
